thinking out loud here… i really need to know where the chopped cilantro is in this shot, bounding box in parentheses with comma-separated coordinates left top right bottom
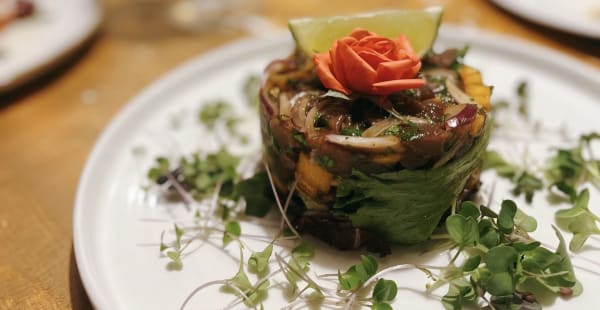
(315, 155, 334, 168)
(291, 128, 309, 147)
(382, 124, 422, 142)
(340, 126, 364, 136)
(450, 45, 470, 70)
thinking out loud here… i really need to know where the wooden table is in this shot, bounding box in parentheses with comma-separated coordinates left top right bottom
(1, 0, 598, 308)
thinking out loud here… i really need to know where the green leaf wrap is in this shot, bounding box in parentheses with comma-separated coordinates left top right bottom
(334, 121, 491, 244)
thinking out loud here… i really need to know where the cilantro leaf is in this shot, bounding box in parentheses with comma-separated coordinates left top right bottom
(235, 171, 273, 217)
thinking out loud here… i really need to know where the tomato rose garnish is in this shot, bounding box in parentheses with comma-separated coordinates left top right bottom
(313, 28, 425, 97)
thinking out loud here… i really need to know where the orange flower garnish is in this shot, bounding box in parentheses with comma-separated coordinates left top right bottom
(313, 28, 425, 97)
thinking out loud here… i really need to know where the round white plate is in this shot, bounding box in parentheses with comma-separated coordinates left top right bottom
(74, 25, 600, 309)
(0, 0, 102, 92)
(491, 0, 600, 38)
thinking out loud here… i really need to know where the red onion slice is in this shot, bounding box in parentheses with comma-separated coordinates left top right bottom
(445, 104, 478, 129)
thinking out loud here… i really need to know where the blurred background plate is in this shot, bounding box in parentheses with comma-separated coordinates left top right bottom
(491, 0, 600, 38)
(0, 0, 102, 92)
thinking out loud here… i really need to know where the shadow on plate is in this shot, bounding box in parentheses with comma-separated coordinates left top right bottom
(69, 244, 93, 310)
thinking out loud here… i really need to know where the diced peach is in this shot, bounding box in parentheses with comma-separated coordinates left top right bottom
(466, 85, 491, 110)
(460, 65, 492, 111)
(370, 153, 403, 165)
(469, 114, 486, 137)
(296, 153, 333, 198)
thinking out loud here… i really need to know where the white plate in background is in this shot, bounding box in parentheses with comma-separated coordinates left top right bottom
(491, 0, 600, 38)
(73, 25, 600, 309)
(0, 0, 101, 92)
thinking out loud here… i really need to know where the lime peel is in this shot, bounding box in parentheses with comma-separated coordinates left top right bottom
(288, 6, 443, 57)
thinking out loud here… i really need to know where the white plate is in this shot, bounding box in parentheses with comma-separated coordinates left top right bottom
(0, 0, 101, 92)
(74, 25, 600, 309)
(491, 0, 600, 38)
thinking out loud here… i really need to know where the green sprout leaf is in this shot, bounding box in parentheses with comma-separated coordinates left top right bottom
(223, 221, 241, 247)
(555, 189, 600, 251)
(485, 272, 514, 296)
(338, 255, 379, 291)
(514, 208, 538, 232)
(147, 157, 170, 181)
(442, 278, 476, 310)
(485, 245, 518, 273)
(458, 201, 480, 219)
(483, 151, 543, 203)
(372, 278, 398, 303)
(284, 242, 315, 290)
(528, 227, 579, 294)
(462, 255, 481, 272)
(512, 171, 544, 203)
(498, 200, 517, 234)
(371, 303, 393, 310)
(478, 218, 500, 249)
(248, 244, 273, 274)
(446, 214, 479, 248)
(199, 100, 235, 129)
(483, 150, 518, 178)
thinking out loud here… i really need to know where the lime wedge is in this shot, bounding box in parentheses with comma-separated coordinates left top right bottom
(288, 6, 443, 57)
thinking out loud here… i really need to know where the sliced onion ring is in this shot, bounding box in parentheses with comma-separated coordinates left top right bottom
(279, 93, 291, 118)
(445, 104, 478, 129)
(445, 79, 477, 105)
(325, 134, 401, 153)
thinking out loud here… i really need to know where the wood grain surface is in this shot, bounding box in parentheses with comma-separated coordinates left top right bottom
(0, 0, 598, 308)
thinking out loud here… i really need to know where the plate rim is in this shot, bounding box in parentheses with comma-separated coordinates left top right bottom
(0, 0, 103, 93)
(491, 0, 600, 39)
(73, 25, 600, 309)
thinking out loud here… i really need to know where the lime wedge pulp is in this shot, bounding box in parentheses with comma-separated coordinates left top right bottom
(288, 6, 443, 57)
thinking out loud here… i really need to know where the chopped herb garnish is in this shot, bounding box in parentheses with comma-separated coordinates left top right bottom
(340, 126, 364, 136)
(450, 45, 470, 70)
(315, 155, 334, 168)
(291, 128, 309, 147)
(517, 81, 529, 117)
(382, 124, 422, 141)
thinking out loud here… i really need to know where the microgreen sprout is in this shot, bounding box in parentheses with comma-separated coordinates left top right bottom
(483, 150, 544, 203)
